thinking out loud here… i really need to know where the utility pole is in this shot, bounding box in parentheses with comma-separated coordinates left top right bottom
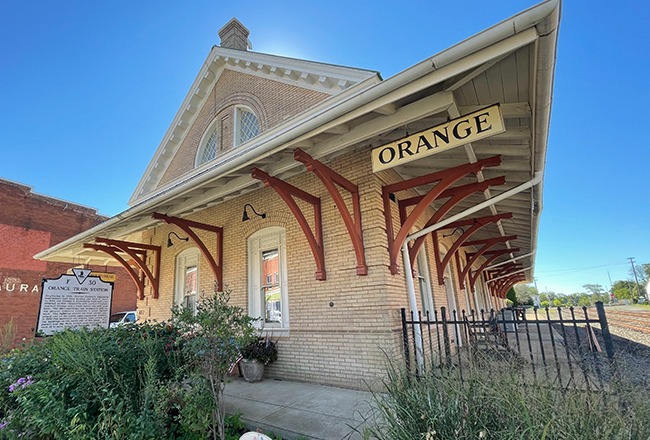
(607, 270, 613, 289)
(607, 270, 613, 305)
(628, 257, 643, 301)
(533, 277, 539, 291)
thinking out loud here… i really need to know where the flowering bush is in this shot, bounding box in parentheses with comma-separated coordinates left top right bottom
(0, 321, 188, 439)
(8, 376, 33, 393)
(0, 286, 259, 440)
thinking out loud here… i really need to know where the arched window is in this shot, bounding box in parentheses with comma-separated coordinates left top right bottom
(248, 227, 289, 333)
(196, 118, 221, 167)
(235, 107, 259, 146)
(175, 248, 200, 314)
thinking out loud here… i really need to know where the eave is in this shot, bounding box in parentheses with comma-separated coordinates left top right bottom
(36, 0, 561, 286)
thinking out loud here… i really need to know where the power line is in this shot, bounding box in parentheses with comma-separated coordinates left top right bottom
(536, 262, 628, 275)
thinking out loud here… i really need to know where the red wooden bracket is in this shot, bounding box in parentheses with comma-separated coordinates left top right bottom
(486, 265, 523, 298)
(493, 269, 523, 298)
(402, 179, 506, 272)
(95, 238, 161, 299)
(294, 148, 367, 275)
(456, 235, 517, 290)
(151, 212, 224, 291)
(467, 248, 520, 292)
(487, 262, 522, 280)
(494, 273, 526, 298)
(83, 242, 147, 300)
(428, 212, 512, 285)
(382, 155, 502, 275)
(251, 168, 326, 281)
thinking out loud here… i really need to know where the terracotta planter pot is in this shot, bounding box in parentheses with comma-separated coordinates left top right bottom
(240, 358, 265, 382)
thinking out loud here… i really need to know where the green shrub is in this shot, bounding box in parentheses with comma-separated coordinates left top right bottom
(0, 321, 188, 440)
(540, 300, 550, 308)
(0, 284, 261, 440)
(172, 286, 258, 440)
(240, 338, 278, 365)
(363, 356, 650, 439)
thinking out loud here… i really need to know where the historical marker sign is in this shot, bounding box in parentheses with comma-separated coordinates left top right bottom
(36, 268, 114, 336)
(371, 104, 505, 172)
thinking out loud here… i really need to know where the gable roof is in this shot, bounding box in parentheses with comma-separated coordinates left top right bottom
(36, 0, 561, 282)
(129, 45, 381, 206)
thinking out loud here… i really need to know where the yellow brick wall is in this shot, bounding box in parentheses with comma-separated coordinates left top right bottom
(137, 147, 502, 390)
(139, 150, 399, 389)
(158, 69, 330, 187)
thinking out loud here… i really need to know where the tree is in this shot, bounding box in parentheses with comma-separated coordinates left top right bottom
(173, 286, 257, 440)
(539, 291, 556, 304)
(506, 288, 518, 307)
(612, 280, 637, 300)
(514, 284, 537, 306)
(583, 284, 605, 296)
(552, 297, 566, 307)
(578, 294, 592, 307)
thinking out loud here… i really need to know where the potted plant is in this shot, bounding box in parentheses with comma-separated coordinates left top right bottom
(239, 337, 278, 382)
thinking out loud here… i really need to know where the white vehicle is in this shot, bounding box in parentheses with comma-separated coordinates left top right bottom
(109, 311, 137, 328)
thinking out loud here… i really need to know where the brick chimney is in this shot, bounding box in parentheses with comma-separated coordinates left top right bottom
(218, 18, 250, 51)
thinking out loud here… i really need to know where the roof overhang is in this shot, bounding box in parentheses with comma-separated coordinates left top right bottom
(129, 46, 381, 205)
(36, 0, 561, 285)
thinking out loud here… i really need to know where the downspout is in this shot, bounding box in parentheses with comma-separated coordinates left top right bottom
(402, 240, 424, 367)
(402, 171, 543, 368)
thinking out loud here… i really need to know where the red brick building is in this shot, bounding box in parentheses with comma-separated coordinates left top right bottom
(0, 178, 137, 344)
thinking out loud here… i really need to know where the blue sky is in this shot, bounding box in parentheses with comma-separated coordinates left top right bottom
(1, 1, 648, 295)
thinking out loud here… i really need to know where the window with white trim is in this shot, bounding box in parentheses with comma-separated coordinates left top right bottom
(175, 248, 200, 315)
(235, 107, 259, 146)
(248, 227, 289, 332)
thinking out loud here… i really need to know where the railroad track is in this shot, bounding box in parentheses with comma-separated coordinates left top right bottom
(603, 310, 650, 335)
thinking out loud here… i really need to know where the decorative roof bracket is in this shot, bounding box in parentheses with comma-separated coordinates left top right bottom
(294, 148, 367, 275)
(456, 235, 517, 289)
(251, 168, 326, 281)
(493, 273, 526, 298)
(485, 263, 523, 298)
(151, 212, 224, 291)
(82, 241, 154, 300)
(467, 248, 519, 292)
(382, 155, 502, 275)
(427, 212, 512, 285)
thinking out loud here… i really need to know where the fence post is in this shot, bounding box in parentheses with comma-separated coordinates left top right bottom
(441, 307, 452, 367)
(401, 308, 412, 375)
(596, 301, 615, 359)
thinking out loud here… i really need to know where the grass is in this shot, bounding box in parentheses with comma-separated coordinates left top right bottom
(362, 354, 650, 440)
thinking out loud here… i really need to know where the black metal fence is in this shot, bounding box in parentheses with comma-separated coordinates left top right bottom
(400, 302, 616, 390)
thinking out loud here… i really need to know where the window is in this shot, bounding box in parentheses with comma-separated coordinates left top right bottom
(248, 227, 288, 332)
(416, 250, 434, 316)
(175, 248, 200, 315)
(235, 107, 259, 146)
(199, 128, 219, 165)
(196, 117, 225, 167)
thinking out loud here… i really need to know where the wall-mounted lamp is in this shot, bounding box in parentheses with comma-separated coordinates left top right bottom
(442, 227, 465, 238)
(242, 203, 266, 222)
(167, 231, 189, 248)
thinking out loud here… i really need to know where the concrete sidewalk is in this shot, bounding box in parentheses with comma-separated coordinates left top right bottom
(224, 377, 374, 440)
